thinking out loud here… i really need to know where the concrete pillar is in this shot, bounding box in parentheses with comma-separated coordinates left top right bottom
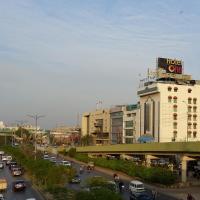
(180, 155, 195, 183)
(181, 158, 187, 183)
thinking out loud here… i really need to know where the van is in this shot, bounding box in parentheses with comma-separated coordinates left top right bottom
(129, 180, 145, 194)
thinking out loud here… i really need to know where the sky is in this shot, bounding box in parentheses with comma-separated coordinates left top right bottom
(0, 0, 200, 129)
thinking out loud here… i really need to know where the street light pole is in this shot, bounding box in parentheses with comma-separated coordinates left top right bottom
(16, 120, 27, 144)
(182, 101, 188, 142)
(28, 114, 45, 160)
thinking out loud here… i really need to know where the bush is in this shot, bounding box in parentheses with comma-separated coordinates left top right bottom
(68, 147, 76, 157)
(2, 146, 75, 188)
(76, 188, 122, 200)
(74, 153, 176, 185)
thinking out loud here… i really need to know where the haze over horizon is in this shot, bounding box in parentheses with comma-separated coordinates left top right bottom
(0, 0, 199, 129)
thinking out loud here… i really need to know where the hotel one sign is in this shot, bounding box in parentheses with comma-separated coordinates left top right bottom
(157, 57, 183, 74)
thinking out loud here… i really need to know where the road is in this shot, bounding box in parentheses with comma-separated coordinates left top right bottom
(0, 162, 43, 200)
(44, 152, 178, 200)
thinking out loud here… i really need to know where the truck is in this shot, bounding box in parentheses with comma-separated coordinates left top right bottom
(0, 179, 7, 192)
(87, 162, 95, 170)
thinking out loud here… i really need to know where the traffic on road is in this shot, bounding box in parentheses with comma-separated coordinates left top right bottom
(0, 152, 43, 200)
(42, 151, 179, 200)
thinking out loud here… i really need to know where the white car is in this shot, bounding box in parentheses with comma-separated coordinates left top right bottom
(26, 198, 36, 200)
(0, 194, 5, 200)
(62, 160, 71, 167)
(129, 180, 145, 194)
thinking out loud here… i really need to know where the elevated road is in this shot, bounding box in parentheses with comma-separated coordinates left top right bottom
(76, 142, 200, 156)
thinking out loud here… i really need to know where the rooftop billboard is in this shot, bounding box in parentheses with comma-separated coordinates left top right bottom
(157, 57, 183, 74)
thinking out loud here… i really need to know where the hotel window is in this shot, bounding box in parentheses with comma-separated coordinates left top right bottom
(174, 87, 178, 92)
(193, 115, 197, 121)
(168, 96, 172, 103)
(173, 113, 177, 120)
(188, 98, 192, 104)
(193, 106, 197, 113)
(193, 98, 197, 104)
(168, 86, 172, 92)
(188, 88, 192, 93)
(173, 96, 177, 103)
(188, 114, 192, 121)
(173, 105, 178, 112)
(173, 122, 177, 129)
(193, 131, 197, 138)
(193, 123, 197, 129)
(188, 131, 192, 138)
(173, 131, 177, 138)
(188, 123, 192, 129)
(188, 106, 192, 113)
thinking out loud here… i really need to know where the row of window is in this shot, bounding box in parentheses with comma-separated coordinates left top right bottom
(168, 86, 192, 93)
(173, 114, 198, 121)
(173, 122, 198, 129)
(173, 131, 197, 138)
(168, 96, 197, 104)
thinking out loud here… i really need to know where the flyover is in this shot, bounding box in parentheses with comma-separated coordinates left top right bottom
(76, 142, 200, 183)
(76, 142, 200, 156)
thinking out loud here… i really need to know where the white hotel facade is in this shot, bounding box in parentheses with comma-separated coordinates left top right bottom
(137, 59, 200, 143)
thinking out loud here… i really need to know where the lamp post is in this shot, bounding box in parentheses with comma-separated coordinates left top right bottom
(28, 114, 45, 160)
(182, 101, 188, 142)
(16, 120, 27, 144)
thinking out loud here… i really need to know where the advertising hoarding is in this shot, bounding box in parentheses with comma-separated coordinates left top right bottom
(157, 57, 183, 74)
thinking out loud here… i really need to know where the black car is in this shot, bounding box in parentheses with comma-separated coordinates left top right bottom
(70, 175, 81, 184)
(12, 180, 26, 192)
(9, 161, 17, 170)
(130, 190, 155, 200)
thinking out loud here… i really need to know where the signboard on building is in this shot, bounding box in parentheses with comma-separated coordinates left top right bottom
(157, 57, 183, 74)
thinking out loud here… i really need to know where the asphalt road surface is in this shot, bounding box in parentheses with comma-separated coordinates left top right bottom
(0, 162, 43, 200)
(43, 152, 178, 200)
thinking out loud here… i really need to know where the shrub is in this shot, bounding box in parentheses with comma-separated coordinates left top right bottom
(74, 153, 176, 185)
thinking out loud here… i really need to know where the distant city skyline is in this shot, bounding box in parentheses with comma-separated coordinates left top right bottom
(0, 0, 199, 128)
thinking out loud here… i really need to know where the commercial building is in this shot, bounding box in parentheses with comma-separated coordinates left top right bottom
(138, 58, 200, 142)
(110, 106, 124, 144)
(81, 109, 110, 145)
(123, 104, 140, 144)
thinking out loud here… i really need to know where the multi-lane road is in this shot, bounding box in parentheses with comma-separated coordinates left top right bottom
(0, 163, 43, 200)
(52, 154, 177, 200)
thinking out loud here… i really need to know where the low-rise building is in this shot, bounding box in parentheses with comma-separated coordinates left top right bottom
(81, 109, 110, 145)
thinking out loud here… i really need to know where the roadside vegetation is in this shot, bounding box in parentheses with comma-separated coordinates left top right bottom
(64, 148, 177, 186)
(2, 145, 122, 200)
(2, 145, 76, 199)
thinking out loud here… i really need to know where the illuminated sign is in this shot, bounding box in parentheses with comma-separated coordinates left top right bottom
(157, 58, 183, 74)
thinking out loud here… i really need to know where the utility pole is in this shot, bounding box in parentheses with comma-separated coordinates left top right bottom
(28, 114, 45, 160)
(16, 120, 27, 144)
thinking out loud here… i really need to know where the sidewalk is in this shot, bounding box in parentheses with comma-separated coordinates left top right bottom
(64, 155, 200, 200)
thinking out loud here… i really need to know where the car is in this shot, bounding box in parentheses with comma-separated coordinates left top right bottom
(11, 167, 22, 176)
(62, 160, 71, 167)
(130, 189, 155, 200)
(129, 180, 145, 194)
(87, 161, 95, 170)
(12, 180, 26, 192)
(2, 155, 12, 162)
(26, 198, 36, 200)
(43, 154, 49, 160)
(70, 175, 81, 184)
(0, 163, 4, 169)
(8, 161, 17, 170)
(0, 194, 5, 200)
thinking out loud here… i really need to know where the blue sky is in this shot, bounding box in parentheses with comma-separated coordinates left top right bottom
(0, 0, 199, 128)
